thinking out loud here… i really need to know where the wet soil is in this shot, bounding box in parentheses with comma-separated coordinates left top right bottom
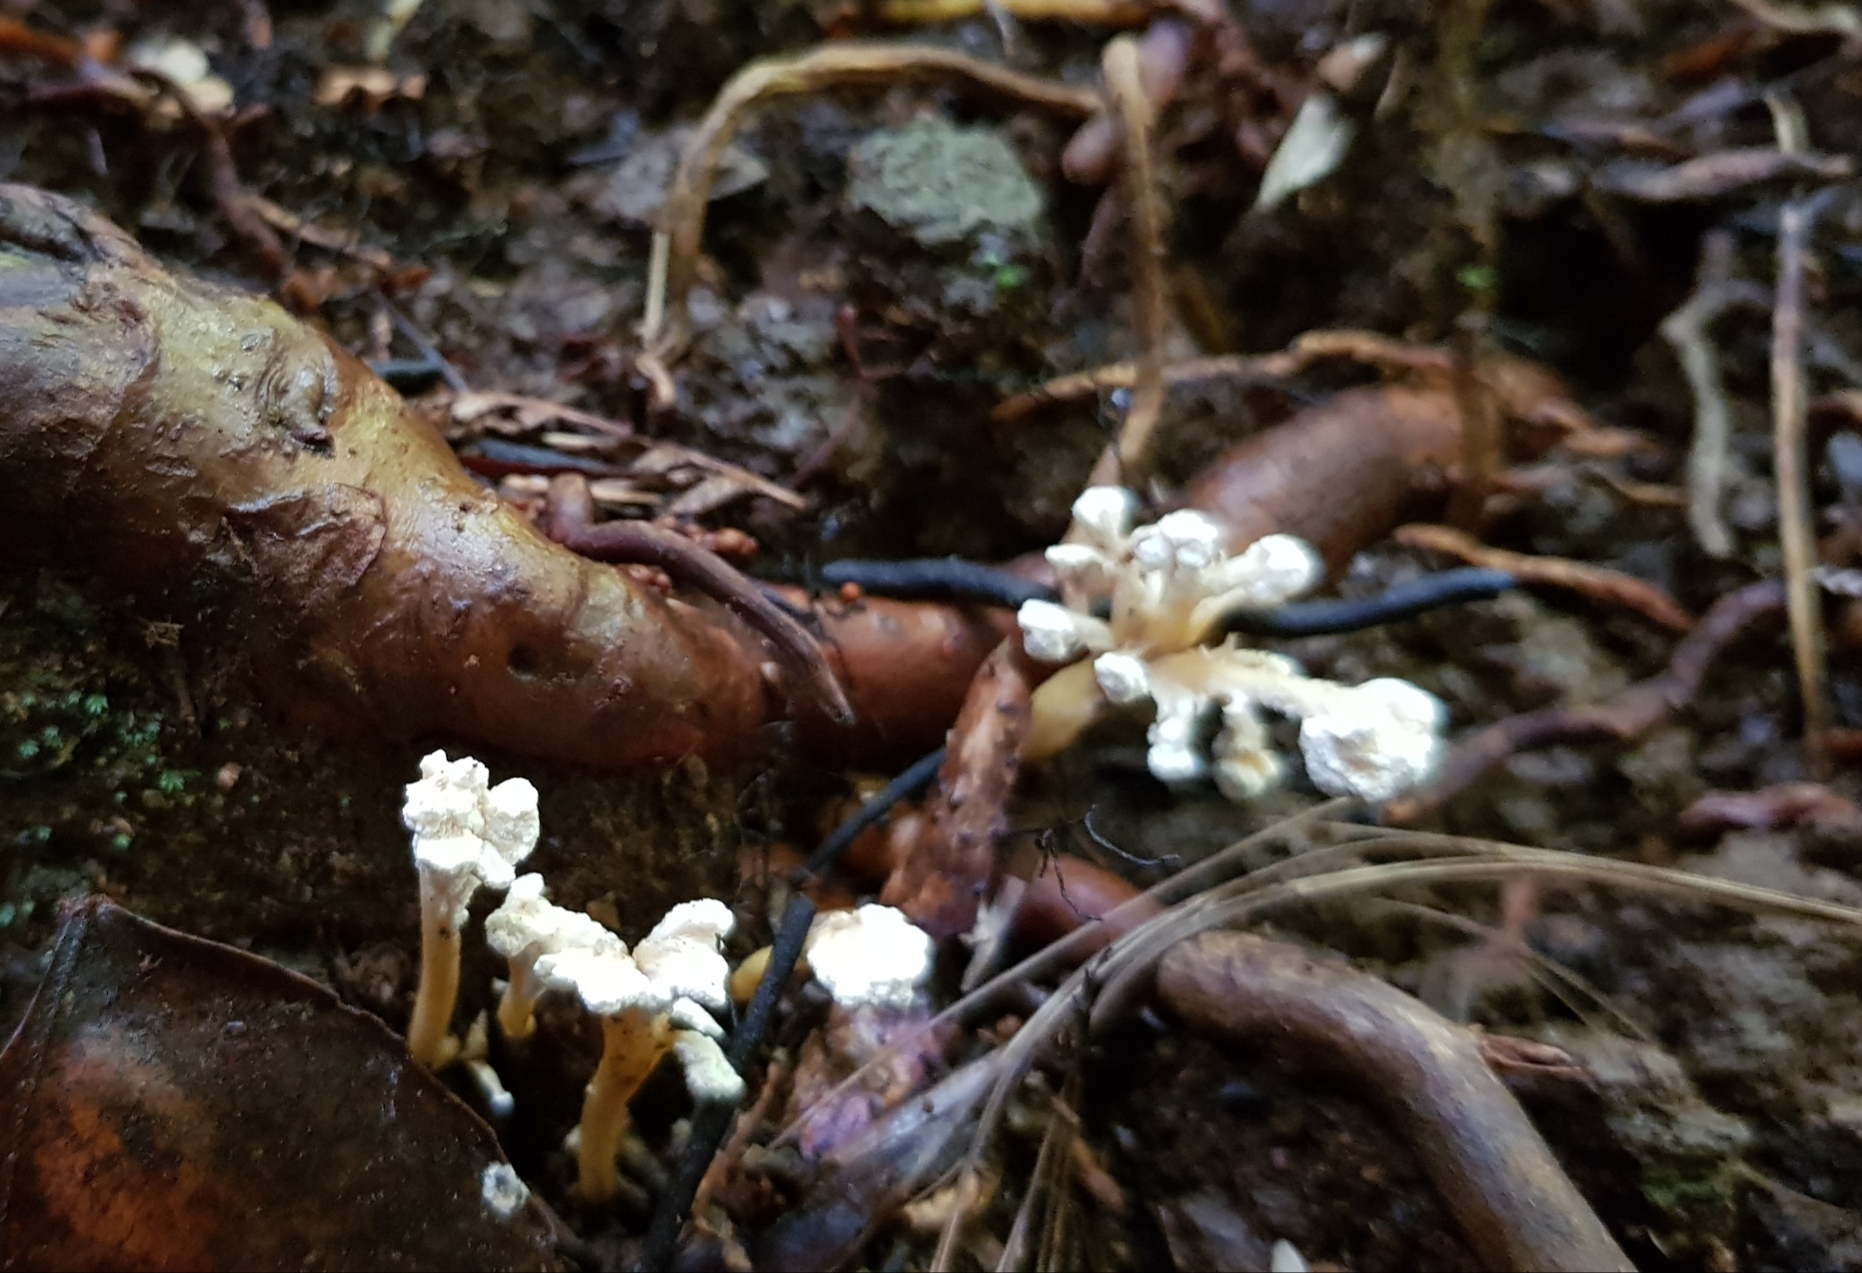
(4, 0, 1862, 1268)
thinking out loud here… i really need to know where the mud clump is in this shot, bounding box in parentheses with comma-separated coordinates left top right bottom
(843, 115, 1053, 365)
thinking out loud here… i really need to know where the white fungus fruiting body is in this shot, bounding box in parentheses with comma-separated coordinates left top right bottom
(804, 904, 936, 1010)
(402, 751, 540, 1069)
(538, 898, 740, 1203)
(1018, 488, 1445, 804)
(485, 873, 625, 1039)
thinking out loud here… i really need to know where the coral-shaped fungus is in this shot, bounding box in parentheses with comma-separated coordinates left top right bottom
(534, 898, 743, 1203)
(402, 750, 541, 1068)
(1019, 487, 1445, 803)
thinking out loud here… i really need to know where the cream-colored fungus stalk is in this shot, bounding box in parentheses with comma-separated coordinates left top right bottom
(402, 750, 540, 1068)
(538, 898, 742, 1203)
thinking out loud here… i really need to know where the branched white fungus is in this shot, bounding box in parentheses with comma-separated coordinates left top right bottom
(402, 750, 540, 1068)
(536, 899, 740, 1203)
(485, 873, 624, 1040)
(1019, 488, 1445, 804)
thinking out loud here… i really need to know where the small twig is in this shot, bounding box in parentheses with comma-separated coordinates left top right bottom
(381, 296, 470, 394)
(1386, 579, 1785, 822)
(1090, 34, 1171, 487)
(1444, 317, 1502, 531)
(990, 353, 1296, 424)
(1393, 523, 1694, 632)
(249, 196, 398, 274)
(129, 68, 290, 280)
(882, 640, 1034, 938)
(1660, 229, 1768, 558)
(545, 476, 854, 726)
(1766, 90, 1828, 776)
(647, 44, 1100, 374)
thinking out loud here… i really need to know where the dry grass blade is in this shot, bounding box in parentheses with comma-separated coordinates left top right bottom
(1366, 897, 1654, 1042)
(644, 43, 1101, 374)
(1766, 91, 1828, 775)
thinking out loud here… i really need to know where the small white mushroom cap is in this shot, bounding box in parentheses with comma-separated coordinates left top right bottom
(1201, 534, 1325, 610)
(1018, 599, 1114, 665)
(804, 904, 935, 1010)
(634, 899, 735, 1013)
(1131, 509, 1225, 574)
(671, 1030, 745, 1103)
(1094, 650, 1152, 705)
(1071, 485, 1137, 549)
(1298, 678, 1446, 802)
(535, 946, 660, 1017)
(403, 751, 540, 922)
(486, 874, 624, 963)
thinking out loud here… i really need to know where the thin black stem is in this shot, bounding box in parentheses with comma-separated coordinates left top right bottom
(818, 559, 1055, 608)
(634, 744, 947, 1269)
(635, 896, 817, 1273)
(1220, 568, 1517, 637)
(797, 745, 947, 882)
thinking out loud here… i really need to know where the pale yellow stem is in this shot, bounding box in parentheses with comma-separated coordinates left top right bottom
(407, 872, 463, 1069)
(1024, 660, 1107, 763)
(497, 960, 542, 1041)
(575, 1008, 674, 1203)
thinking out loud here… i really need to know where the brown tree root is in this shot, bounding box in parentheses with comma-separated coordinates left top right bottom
(1156, 930, 1635, 1273)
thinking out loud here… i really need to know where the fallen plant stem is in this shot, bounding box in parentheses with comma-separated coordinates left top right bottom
(1386, 579, 1783, 822)
(883, 640, 1034, 938)
(1444, 320, 1502, 531)
(1158, 931, 1633, 1271)
(1091, 34, 1171, 487)
(1768, 92, 1828, 775)
(990, 353, 1294, 423)
(1393, 523, 1694, 632)
(645, 43, 1100, 376)
(1660, 229, 1766, 558)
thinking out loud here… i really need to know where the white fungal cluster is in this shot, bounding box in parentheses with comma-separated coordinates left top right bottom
(1018, 487, 1445, 804)
(401, 751, 744, 1202)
